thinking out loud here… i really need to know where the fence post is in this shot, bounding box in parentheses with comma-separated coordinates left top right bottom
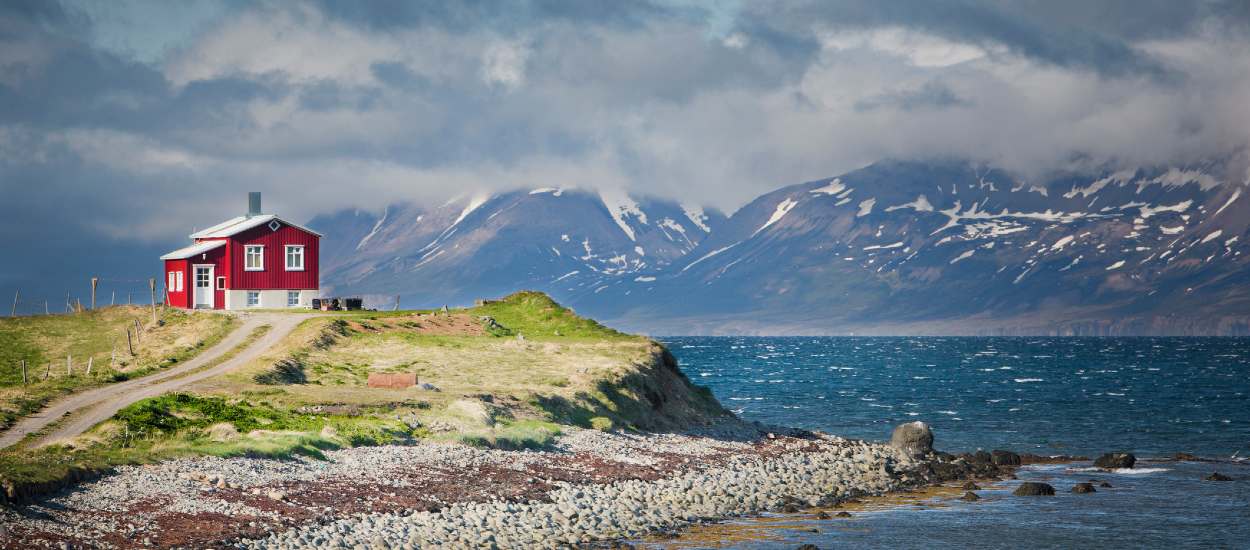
(149, 278, 157, 324)
(134, 319, 142, 343)
(126, 329, 134, 356)
(9, 289, 17, 317)
(20, 359, 26, 385)
(43, 362, 51, 380)
(86, 357, 93, 375)
(91, 277, 98, 310)
(67, 354, 71, 376)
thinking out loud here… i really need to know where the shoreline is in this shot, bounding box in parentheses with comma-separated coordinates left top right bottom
(0, 421, 1014, 549)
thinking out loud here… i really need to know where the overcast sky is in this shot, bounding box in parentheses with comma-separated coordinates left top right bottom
(2, 0, 1249, 300)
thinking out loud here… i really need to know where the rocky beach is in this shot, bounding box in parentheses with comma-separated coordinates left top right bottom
(0, 420, 1011, 549)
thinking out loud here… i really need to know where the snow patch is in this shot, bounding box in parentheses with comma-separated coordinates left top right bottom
(754, 198, 798, 236)
(949, 249, 976, 264)
(680, 204, 712, 233)
(856, 198, 876, 217)
(1063, 169, 1134, 199)
(1201, 230, 1224, 244)
(529, 187, 564, 196)
(1214, 188, 1242, 216)
(885, 195, 934, 213)
(634, 276, 656, 282)
(554, 270, 579, 282)
(355, 206, 389, 251)
(863, 242, 905, 251)
(1050, 235, 1076, 251)
(809, 178, 846, 196)
(1106, 260, 1126, 271)
(599, 189, 648, 241)
(681, 242, 740, 273)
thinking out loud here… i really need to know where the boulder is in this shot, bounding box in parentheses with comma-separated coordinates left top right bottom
(1012, 482, 1056, 496)
(972, 450, 993, 464)
(1205, 472, 1233, 481)
(890, 422, 934, 457)
(1071, 483, 1096, 494)
(991, 450, 1021, 466)
(1093, 452, 1136, 469)
(1099, 482, 1113, 488)
(961, 481, 981, 490)
(960, 491, 980, 501)
(835, 511, 852, 518)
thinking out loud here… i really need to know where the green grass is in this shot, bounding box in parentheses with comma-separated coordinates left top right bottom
(0, 308, 238, 430)
(469, 291, 634, 341)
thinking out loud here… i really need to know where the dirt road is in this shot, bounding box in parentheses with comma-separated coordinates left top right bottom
(0, 312, 309, 450)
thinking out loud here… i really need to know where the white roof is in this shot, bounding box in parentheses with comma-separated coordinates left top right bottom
(188, 214, 323, 239)
(160, 240, 226, 260)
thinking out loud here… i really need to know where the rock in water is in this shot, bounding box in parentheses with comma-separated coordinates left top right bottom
(991, 450, 1021, 466)
(1093, 452, 1136, 469)
(1100, 482, 1113, 488)
(962, 481, 981, 490)
(890, 421, 934, 457)
(1071, 483, 1097, 494)
(1205, 472, 1233, 481)
(960, 491, 980, 501)
(1012, 482, 1056, 496)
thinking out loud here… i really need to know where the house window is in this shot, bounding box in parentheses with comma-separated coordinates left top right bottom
(247, 291, 260, 307)
(216, 276, 226, 290)
(245, 245, 264, 271)
(176, 271, 184, 292)
(287, 290, 300, 307)
(285, 245, 305, 271)
(167, 272, 176, 292)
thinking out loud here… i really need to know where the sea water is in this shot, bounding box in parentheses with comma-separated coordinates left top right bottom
(655, 337, 1250, 549)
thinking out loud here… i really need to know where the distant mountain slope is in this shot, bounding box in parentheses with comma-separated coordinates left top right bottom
(311, 160, 1250, 335)
(308, 188, 725, 308)
(586, 160, 1250, 335)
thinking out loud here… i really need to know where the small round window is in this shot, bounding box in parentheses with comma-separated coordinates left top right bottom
(268, 220, 281, 231)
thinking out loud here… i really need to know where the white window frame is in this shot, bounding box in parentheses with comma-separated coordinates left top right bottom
(287, 290, 301, 307)
(168, 272, 176, 292)
(176, 271, 184, 292)
(244, 245, 265, 271)
(216, 276, 226, 290)
(285, 245, 305, 271)
(246, 291, 260, 307)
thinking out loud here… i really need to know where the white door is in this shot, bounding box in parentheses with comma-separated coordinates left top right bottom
(193, 265, 214, 309)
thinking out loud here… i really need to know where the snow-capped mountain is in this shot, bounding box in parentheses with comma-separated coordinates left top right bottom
(584, 160, 1250, 335)
(309, 188, 725, 308)
(311, 160, 1250, 335)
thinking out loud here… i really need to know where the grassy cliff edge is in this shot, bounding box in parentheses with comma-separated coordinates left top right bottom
(0, 291, 730, 502)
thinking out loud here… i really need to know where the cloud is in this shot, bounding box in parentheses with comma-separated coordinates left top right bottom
(1, 0, 1249, 300)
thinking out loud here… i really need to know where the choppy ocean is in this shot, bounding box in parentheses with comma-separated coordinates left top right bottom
(655, 337, 1250, 549)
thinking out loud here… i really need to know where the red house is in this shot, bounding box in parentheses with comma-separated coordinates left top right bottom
(160, 193, 321, 310)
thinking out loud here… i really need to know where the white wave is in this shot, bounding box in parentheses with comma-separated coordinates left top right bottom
(1069, 467, 1170, 475)
(1014, 378, 1044, 383)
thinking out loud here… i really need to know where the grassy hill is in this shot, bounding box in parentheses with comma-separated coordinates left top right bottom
(0, 292, 730, 497)
(0, 307, 237, 430)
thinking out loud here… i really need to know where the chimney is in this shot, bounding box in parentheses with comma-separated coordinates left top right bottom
(247, 192, 262, 217)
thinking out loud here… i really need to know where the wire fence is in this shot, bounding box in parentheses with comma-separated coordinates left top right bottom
(4, 277, 168, 318)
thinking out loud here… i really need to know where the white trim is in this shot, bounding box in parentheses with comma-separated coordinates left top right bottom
(244, 245, 265, 271)
(192, 264, 215, 309)
(189, 214, 324, 239)
(285, 245, 305, 271)
(216, 276, 226, 290)
(176, 271, 184, 292)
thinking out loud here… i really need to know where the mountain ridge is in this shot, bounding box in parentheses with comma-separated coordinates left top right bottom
(310, 159, 1250, 335)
